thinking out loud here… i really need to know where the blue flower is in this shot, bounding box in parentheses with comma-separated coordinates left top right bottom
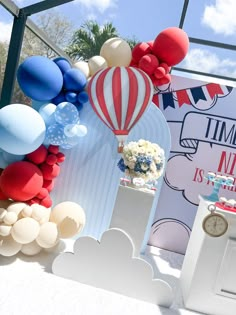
(156, 162, 163, 170)
(117, 158, 127, 172)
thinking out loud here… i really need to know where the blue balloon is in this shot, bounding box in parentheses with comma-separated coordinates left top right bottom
(53, 57, 71, 74)
(63, 69, 87, 92)
(17, 56, 63, 101)
(65, 91, 77, 103)
(77, 91, 89, 104)
(45, 123, 66, 146)
(0, 104, 46, 155)
(54, 102, 79, 126)
(51, 91, 66, 105)
(75, 102, 84, 112)
(39, 103, 56, 126)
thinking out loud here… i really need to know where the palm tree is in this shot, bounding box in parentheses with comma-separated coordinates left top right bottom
(66, 21, 119, 61)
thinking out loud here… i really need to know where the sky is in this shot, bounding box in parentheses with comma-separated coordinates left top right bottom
(1, 0, 236, 86)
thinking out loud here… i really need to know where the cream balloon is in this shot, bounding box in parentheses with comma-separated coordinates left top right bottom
(11, 218, 40, 244)
(88, 55, 108, 76)
(3, 211, 17, 225)
(7, 202, 27, 216)
(31, 204, 50, 224)
(21, 205, 33, 218)
(0, 235, 22, 256)
(50, 201, 86, 238)
(36, 222, 59, 248)
(74, 60, 90, 78)
(21, 240, 42, 256)
(100, 37, 132, 67)
(0, 224, 12, 236)
(0, 208, 7, 222)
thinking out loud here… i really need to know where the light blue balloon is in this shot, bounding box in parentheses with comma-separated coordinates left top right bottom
(54, 102, 79, 126)
(45, 123, 66, 145)
(0, 104, 46, 155)
(2, 151, 25, 164)
(39, 103, 56, 126)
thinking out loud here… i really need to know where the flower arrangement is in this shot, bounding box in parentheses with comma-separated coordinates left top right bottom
(118, 139, 165, 185)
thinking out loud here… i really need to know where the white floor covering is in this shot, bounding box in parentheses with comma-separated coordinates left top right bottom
(0, 242, 203, 315)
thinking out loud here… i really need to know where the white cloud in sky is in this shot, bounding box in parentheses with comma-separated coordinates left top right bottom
(74, 0, 117, 13)
(0, 21, 12, 43)
(202, 0, 236, 35)
(181, 48, 236, 86)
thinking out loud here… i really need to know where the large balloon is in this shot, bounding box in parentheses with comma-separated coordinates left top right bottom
(152, 27, 189, 66)
(88, 67, 153, 150)
(100, 37, 132, 67)
(17, 56, 63, 101)
(0, 104, 46, 155)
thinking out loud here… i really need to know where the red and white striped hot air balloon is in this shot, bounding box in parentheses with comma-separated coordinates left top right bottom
(88, 66, 153, 151)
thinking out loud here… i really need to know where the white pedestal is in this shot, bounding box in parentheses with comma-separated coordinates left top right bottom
(109, 185, 155, 257)
(180, 195, 236, 315)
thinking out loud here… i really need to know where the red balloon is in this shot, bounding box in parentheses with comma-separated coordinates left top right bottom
(43, 179, 54, 192)
(0, 161, 43, 201)
(154, 66, 166, 79)
(40, 162, 60, 180)
(132, 42, 152, 63)
(138, 54, 159, 76)
(26, 145, 48, 164)
(153, 27, 189, 66)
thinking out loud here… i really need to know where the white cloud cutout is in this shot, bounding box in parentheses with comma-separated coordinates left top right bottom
(0, 21, 12, 43)
(74, 0, 117, 13)
(202, 0, 236, 35)
(52, 228, 173, 306)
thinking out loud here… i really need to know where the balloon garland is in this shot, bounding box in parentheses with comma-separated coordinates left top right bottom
(0, 27, 189, 257)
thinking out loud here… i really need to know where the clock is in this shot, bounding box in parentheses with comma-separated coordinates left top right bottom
(202, 204, 228, 237)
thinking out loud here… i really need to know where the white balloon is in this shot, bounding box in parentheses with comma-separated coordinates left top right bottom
(74, 60, 90, 78)
(88, 55, 108, 76)
(11, 218, 40, 244)
(36, 222, 59, 248)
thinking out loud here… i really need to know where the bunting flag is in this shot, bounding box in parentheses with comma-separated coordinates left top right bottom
(152, 82, 233, 110)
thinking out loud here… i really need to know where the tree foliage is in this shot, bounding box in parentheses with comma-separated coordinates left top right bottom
(66, 21, 119, 60)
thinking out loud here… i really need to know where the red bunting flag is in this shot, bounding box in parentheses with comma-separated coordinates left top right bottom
(176, 90, 191, 107)
(206, 83, 224, 99)
(152, 93, 159, 107)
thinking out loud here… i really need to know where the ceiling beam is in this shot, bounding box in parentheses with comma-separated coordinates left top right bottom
(23, 0, 74, 16)
(189, 37, 236, 51)
(0, 0, 19, 17)
(179, 0, 189, 29)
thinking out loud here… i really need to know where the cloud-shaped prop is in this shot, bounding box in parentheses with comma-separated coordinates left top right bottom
(52, 228, 173, 307)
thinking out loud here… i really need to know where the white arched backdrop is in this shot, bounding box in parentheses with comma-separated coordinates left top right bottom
(51, 100, 171, 252)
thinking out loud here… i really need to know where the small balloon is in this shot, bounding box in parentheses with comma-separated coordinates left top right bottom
(77, 91, 89, 104)
(54, 102, 79, 126)
(65, 91, 77, 103)
(74, 60, 90, 78)
(53, 57, 71, 74)
(75, 125, 87, 137)
(63, 69, 87, 92)
(51, 91, 66, 105)
(45, 123, 66, 146)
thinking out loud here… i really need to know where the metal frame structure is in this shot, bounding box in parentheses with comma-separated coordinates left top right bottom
(0, 0, 235, 108)
(0, 0, 74, 108)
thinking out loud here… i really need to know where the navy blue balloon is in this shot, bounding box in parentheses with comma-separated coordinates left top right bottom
(17, 56, 63, 101)
(65, 91, 77, 103)
(77, 91, 89, 104)
(53, 57, 71, 74)
(52, 91, 66, 105)
(75, 102, 84, 112)
(63, 69, 87, 92)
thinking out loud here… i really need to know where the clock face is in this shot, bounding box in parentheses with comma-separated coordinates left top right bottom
(202, 213, 228, 237)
